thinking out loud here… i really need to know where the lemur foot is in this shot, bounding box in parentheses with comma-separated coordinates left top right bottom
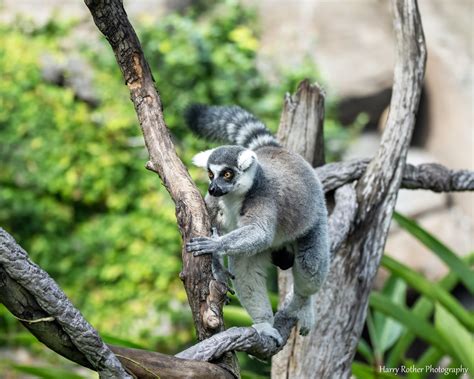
(252, 322, 283, 346)
(278, 292, 314, 336)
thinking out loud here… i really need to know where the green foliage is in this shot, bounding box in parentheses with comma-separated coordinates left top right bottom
(11, 365, 86, 379)
(354, 213, 473, 379)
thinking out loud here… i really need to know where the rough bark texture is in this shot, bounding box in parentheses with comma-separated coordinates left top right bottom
(272, 76, 327, 374)
(0, 228, 233, 379)
(316, 159, 474, 193)
(272, 1, 427, 377)
(0, 229, 131, 379)
(277, 79, 326, 167)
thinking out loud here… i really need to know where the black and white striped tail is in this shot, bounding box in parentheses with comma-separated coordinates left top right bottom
(184, 104, 280, 150)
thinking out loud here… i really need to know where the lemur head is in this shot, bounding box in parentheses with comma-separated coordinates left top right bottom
(192, 146, 258, 197)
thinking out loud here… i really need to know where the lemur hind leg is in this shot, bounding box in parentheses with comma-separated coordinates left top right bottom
(228, 252, 283, 345)
(281, 221, 330, 336)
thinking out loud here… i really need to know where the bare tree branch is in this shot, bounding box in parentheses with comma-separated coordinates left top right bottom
(317, 159, 474, 193)
(0, 228, 235, 379)
(0, 229, 131, 379)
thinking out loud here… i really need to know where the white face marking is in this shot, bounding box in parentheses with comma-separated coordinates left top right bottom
(209, 164, 226, 180)
(234, 163, 257, 195)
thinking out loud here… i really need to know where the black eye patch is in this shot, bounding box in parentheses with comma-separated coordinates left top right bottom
(221, 168, 235, 181)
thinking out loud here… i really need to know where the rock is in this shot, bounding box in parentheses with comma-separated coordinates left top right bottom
(251, 0, 395, 128)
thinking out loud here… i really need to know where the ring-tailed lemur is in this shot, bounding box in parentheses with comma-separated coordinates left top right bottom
(185, 104, 329, 344)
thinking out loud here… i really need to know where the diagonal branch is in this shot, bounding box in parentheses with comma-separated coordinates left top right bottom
(0, 228, 234, 379)
(316, 159, 474, 193)
(0, 229, 131, 379)
(83, 0, 229, 347)
(356, 0, 427, 221)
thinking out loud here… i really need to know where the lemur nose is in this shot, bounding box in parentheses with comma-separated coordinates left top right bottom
(209, 183, 223, 197)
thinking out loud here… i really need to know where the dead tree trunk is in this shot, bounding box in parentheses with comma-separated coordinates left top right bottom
(272, 0, 427, 377)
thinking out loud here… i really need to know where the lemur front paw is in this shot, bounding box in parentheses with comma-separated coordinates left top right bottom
(252, 322, 283, 346)
(186, 235, 223, 256)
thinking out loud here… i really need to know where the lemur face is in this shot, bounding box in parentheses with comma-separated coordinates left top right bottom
(192, 146, 258, 197)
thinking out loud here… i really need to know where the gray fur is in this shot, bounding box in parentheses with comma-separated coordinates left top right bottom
(185, 105, 329, 342)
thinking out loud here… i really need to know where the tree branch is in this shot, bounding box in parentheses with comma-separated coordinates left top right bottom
(316, 159, 474, 193)
(0, 229, 131, 379)
(0, 228, 234, 379)
(356, 0, 427, 221)
(83, 0, 228, 343)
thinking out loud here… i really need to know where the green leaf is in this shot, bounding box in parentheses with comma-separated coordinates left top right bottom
(415, 347, 443, 373)
(357, 339, 374, 365)
(387, 253, 474, 368)
(434, 304, 474, 373)
(13, 365, 86, 379)
(382, 255, 474, 332)
(393, 212, 474, 293)
(373, 277, 406, 354)
(369, 293, 451, 358)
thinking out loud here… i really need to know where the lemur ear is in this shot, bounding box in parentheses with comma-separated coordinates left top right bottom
(238, 149, 257, 171)
(192, 149, 215, 168)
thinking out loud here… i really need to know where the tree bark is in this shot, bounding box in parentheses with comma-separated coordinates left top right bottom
(0, 229, 131, 379)
(272, 0, 427, 377)
(316, 160, 474, 193)
(84, 0, 237, 375)
(0, 228, 234, 379)
(272, 79, 327, 376)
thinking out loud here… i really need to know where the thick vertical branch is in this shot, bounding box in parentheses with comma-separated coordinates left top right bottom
(272, 1, 427, 377)
(277, 79, 326, 167)
(272, 80, 326, 376)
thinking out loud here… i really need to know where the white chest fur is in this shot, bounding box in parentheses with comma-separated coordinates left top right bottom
(217, 195, 243, 233)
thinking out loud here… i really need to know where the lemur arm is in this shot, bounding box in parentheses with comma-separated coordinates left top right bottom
(187, 204, 277, 257)
(220, 221, 275, 256)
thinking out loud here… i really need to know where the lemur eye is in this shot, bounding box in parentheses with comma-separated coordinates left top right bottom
(223, 171, 233, 180)
(208, 170, 214, 179)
